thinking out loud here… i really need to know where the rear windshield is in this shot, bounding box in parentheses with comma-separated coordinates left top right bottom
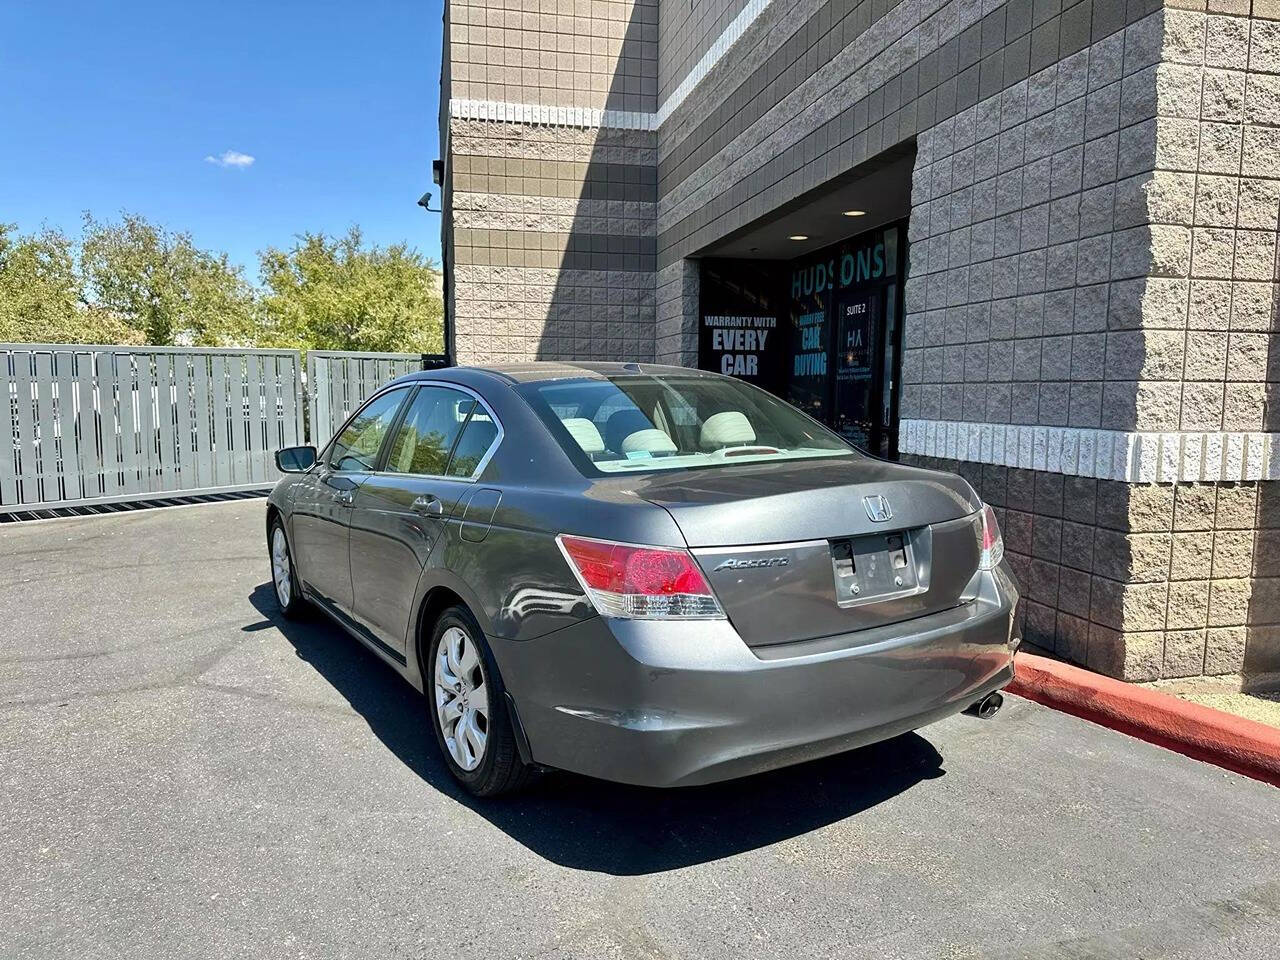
(516, 373, 856, 474)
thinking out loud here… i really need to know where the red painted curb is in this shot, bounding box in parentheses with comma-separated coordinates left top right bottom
(1007, 652, 1280, 788)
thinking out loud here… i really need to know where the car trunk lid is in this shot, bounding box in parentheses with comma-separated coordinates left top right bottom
(632, 458, 984, 648)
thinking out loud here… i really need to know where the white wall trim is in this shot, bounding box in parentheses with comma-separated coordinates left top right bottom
(899, 419, 1280, 484)
(449, 0, 776, 131)
(448, 98, 657, 131)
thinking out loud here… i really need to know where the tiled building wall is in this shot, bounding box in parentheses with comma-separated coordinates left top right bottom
(448, 0, 658, 112)
(913, 456, 1280, 681)
(902, 6, 1280, 681)
(903, 6, 1280, 439)
(448, 119, 658, 362)
(444, 0, 660, 363)
(657, 0, 751, 100)
(901, 22, 1164, 434)
(656, 259, 700, 363)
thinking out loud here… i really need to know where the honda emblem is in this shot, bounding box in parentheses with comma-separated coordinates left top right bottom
(863, 494, 893, 523)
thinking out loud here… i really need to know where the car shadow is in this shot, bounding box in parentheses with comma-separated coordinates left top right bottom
(249, 583, 947, 876)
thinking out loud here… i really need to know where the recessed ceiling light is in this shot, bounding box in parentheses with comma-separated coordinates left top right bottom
(843, 209, 867, 217)
(788, 234, 809, 241)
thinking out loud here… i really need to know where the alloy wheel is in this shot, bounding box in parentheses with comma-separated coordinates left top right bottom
(434, 625, 489, 771)
(271, 527, 292, 609)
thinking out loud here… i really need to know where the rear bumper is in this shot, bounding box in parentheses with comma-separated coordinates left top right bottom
(493, 566, 1019, 788)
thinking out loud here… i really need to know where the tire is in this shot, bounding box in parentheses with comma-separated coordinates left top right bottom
(425, 605, 534, 797)
(269, 518, 306, 619)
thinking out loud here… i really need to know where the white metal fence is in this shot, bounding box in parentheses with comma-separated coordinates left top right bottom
(306, 350, 422, 448)
(0, 344, 305, 514)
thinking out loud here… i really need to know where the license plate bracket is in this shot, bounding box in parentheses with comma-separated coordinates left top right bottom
(830, 531, 920, 605)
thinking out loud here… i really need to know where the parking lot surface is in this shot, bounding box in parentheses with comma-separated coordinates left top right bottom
(3, 500, 1279, 959)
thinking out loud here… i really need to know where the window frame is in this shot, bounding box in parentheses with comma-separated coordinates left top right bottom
(321, 385, 414, 475)
(373, 381, 505, 482)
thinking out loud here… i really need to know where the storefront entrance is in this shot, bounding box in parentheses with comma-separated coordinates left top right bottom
(697, 221, 905, 459)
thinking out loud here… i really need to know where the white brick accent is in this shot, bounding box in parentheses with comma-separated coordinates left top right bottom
(448, 98, 658, 131)
(899, 419, 1280, 483)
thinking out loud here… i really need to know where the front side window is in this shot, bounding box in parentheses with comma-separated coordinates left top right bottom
(384, 386, 474, 476)
(517, 374, 856, 475)
(327, 388, 410, 472)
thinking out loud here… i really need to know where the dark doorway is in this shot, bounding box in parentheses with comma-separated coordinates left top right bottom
(697, 221, 907, 459)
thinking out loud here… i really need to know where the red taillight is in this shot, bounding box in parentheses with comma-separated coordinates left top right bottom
(979, 503, 1004, 570)
(556, 534, 724, 619)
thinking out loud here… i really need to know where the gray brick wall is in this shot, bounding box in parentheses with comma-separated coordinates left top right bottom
(656, 0, 1165, 267)
(655, 258, 699, 362)
(448, 0, 658, 113)
(911, 455, 1279, 681)
(900, 18, 1167, 431)
(658, 0, 752, 101)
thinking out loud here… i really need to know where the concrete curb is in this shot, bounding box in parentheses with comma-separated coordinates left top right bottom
(1008, 652, 1280, 788)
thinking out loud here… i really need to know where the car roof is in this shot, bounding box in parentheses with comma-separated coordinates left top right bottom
(388, 361, 719, 388)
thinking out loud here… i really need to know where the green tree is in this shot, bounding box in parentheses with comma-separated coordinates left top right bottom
(0, 222, 143, 345)
(79, 213, 259, 346)
(258, 227, 443, 353)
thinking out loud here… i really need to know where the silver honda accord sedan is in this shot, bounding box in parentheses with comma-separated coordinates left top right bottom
(266, 362, 1019, 796)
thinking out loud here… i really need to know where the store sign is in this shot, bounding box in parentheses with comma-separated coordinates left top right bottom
(838, 293, 875, 379)
(790, 237, 887, 299)
(702, 314, 777, 378)
(793, 310, 827, 377)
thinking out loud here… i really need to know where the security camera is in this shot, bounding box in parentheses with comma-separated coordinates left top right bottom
(417, 192, 432, 209)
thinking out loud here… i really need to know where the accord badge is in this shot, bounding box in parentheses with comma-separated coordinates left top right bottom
(713, 556, 790, 571)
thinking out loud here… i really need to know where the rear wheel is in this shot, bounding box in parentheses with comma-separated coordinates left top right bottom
(269, 520, 305, 619)
(426, 605, 534, 797)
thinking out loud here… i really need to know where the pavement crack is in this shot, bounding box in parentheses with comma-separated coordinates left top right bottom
(190, 680, 358, 718)
(0, 619, 259, 666)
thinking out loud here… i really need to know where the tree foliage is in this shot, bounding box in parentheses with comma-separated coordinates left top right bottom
(0, 216, 443, 353)
(79, 213, 259, 346)
(258, 227, 443, 354)
(0, 223, 143, 345)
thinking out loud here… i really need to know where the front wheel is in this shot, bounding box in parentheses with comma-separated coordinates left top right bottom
(427, 605, 534, 797)
(269, 519, 306, 619)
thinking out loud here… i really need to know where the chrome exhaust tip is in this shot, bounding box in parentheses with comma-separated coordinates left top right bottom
(965, 691, 1004, 720)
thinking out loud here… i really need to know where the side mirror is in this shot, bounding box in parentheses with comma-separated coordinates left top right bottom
(275, 445, 317, 473)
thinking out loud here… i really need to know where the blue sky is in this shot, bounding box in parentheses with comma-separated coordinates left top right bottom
(0, 1, 443, 280)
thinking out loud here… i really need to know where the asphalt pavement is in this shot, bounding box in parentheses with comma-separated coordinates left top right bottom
(2, 500, 1278, 959)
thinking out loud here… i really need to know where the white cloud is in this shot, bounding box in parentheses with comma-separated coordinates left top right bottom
(204, 150, 255, 169)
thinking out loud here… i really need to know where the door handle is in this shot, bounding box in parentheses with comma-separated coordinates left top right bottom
(331, 489, 354, 506)
(411, 494, 444, 517)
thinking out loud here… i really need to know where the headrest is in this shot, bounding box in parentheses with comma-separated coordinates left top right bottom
(561, 418, 604, 455)
(620, 428, 678, 456)
(700, 411, 756, 449)
(604, 408, 653, 452)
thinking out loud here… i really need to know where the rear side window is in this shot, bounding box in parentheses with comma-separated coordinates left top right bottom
(384, 386, 473, 476)
(446, 409, 499, 477)
(328, 388, 410, 472)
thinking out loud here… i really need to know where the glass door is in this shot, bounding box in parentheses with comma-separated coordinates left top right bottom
(831, 288, 881, 451)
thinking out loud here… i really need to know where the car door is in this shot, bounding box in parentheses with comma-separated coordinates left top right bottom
(347, 385, 502, 654)
(288, 386, 411, 615)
